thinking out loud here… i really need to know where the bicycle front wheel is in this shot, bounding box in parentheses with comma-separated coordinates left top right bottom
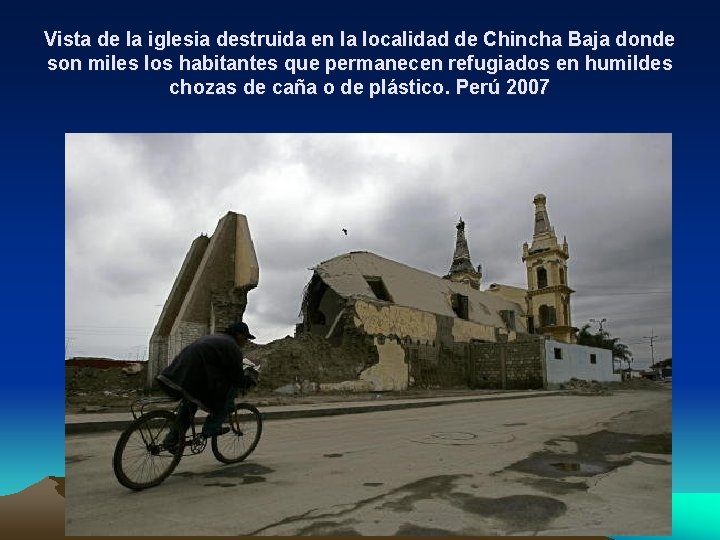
(113, 410, 184, 490)
(211, 403, 262, 464)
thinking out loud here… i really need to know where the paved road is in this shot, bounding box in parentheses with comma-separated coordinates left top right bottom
(66, 389, 671, 536)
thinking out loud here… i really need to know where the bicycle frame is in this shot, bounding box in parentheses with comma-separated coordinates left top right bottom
(130, 397, 214, 455)
(129, 383, 257, 455)
(114, 393, 263, 489)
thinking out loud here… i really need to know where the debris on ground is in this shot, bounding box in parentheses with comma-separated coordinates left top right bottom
(559, 377, 669, 396)
(66, 363, 148, 412)
(243, 333, 376, 392)
(609, 377, 670, 391)
(121, 363, 144, 375)
(559, 378, 613, 396)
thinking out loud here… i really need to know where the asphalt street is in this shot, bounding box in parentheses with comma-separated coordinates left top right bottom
(66, 389, 671, 536)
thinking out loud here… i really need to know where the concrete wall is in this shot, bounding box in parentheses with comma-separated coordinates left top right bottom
(177, 213, 238, 323)
(468, 339, 546, 389)
(167, 212, 257, 361)
(147, 235, 209, 385)
(233, 214, 260, 288)
(358, 338, 408, 390)
(153, 236, 210, 335)
(352, 299, 503, 345)
(147, 336, 168, 383)
(168, 321, 208, 361)
(349, 299, 507, 391)
(354, 300, 438, 341)
(451, 318, 501, 343)
(147, 212, 258, 386)
(544, 339, 618, 387)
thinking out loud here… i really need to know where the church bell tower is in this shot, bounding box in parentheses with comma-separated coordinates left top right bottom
(522, 194, 576, 343)
(444, 218, 482, 290)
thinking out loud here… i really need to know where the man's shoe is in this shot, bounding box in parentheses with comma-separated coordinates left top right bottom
(162, 435, 179, 453)
(202, 427, 231, 438)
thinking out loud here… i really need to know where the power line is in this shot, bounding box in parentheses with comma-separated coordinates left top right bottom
(642, 330, 658, 366)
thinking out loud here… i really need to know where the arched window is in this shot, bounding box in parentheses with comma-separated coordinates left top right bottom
(539, 305, 557, 327)
(537, 267, 548, 289)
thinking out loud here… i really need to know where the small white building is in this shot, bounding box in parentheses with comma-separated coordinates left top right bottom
(544, 339, 619, 388)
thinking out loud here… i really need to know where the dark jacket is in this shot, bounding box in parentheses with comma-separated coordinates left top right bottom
(157, 333, 245, 412)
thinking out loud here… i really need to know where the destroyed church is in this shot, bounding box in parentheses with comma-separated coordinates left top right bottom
(297, 193, 615, 390)
(148, 195, 617, 392)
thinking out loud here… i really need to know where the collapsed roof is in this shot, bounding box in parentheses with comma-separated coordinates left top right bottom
(308, 251, 527, 332)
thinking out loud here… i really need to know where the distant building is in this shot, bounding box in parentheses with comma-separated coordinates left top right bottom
(621, 369, 644, 381)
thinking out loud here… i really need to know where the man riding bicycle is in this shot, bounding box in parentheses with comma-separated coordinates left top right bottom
(156, 321, 256, 447)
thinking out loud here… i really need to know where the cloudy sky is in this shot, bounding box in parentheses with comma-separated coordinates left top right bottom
(65, 133, 671, 369)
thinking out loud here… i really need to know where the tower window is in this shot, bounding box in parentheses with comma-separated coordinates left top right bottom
(559, 268, 566, 285)
(537, 267, 548, 289)
(451, 293, 469, 320)
(539, 305, 557, 327)
(554, 347, 563, 360)
(364, 276, 393, 302)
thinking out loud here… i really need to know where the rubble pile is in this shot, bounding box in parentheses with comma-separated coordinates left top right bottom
(614, 377, 668, 390)
(560, 377, 613, 396)
(244, 333, 375, 392)
(65, 364, 148, 412)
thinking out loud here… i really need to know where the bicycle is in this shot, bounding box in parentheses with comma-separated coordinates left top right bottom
(112, 393, 262, 490)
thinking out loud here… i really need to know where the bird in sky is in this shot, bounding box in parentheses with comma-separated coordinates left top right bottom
(342, 228, 348, 235)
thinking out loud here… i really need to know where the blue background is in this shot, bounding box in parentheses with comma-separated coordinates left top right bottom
(1, 1, 714, 537)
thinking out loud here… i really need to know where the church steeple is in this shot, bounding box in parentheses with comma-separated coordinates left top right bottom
(533, 193, 552, 235)
(528, 193, 560, 252)
(444, 218, 482, 289)
(522, 194, 575, 343)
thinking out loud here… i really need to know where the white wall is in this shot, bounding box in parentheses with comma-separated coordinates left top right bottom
(544, 339, 619, 387)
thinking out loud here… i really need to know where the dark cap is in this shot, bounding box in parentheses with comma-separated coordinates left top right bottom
(225, 321, 256, 340)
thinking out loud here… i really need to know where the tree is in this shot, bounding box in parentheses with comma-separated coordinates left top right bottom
(576, 323, 632, 370)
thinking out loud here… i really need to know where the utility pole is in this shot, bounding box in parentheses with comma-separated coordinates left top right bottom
(643, 329, 657, 369)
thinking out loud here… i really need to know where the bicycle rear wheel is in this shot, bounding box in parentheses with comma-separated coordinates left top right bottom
(113, 410, 184, 490)
(211, 403, 262, 464)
